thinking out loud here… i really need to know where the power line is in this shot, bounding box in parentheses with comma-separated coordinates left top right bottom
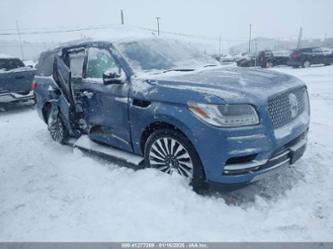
(0, 23, 248, 42)
(0, 25, 111, 36)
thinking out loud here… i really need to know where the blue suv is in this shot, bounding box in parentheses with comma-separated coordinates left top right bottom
(34, 38, 310, 190)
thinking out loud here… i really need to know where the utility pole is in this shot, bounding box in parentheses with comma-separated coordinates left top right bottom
(297, 27, 303, 48)
(248, 24, 252, 54)
(218, 36, 222, 57)
(156, 17, 160, 36)
(16, 20, 24, 59)
(120, 9, 124, 25)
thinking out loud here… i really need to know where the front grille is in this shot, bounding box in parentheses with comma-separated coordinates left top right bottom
(268, 87, 306, 129)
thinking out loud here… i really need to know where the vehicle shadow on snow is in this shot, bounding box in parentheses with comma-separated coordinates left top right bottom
(0, 101, 35, 114)
(206, 165, 306, 206)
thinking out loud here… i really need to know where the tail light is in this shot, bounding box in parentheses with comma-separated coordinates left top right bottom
(32, 81, 37, 91)
(292, 52, 301, 59)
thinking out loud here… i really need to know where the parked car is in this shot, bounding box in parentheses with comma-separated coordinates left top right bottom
(257, 50, 291, 68)
(257, 50, 274, 68)
(288, 47, 333, 68)
(213, 54, 235, 65)
(0, 54, 36, 104)
(238, 50, 291, 68)
(34, 38, 310, 191)
(271, 50, 291, 66)
(236, 53, 257, 67)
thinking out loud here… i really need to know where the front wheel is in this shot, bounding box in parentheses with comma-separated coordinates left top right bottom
(303, 60, 311, 68)
(144, 129, 207, 192)
(47, 109, 68, 144)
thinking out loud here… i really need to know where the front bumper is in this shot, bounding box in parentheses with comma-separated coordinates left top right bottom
(190, 110, 310, 185)
(223, 131, 307, 177)
(0, 91, 35, 103)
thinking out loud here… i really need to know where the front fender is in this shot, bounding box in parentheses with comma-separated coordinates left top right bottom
(130, 101, 200, 156)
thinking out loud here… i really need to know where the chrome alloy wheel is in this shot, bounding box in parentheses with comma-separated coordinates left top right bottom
(148, 137, 193, 178)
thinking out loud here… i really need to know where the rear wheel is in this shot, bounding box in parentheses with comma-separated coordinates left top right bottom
(47, 109, 68, 144)
(303, 60, 311, 68)
(144, 129, 207, 192)
(266, 62, 273, 68)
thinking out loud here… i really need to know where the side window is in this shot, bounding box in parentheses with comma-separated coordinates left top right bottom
(10, 59, 24, 69)
(36, 52, 55, 76)
(0, 59, 24, 71)
(0, 59, 9, 71)
(322, 48, 332, 55)
(86, 47, 118, 80)
(312, 48, 322, 54)
(69, 51, 86, 78)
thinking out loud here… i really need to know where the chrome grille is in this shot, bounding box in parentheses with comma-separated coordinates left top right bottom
(268, 87, 306, 129)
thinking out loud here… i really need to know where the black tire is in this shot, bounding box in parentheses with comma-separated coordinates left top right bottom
(292, 65, 299, 68)
(47, 109, 68, 144)
(144, 128, 208, 192)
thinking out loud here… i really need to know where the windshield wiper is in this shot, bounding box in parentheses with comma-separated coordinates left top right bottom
(162, 68, 195, 73)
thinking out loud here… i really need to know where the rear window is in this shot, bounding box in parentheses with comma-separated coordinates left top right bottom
(36, 51, 56, 76)
(0, 58, 25, 71)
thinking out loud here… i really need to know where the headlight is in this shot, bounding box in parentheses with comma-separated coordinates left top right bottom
(188, 102, 259, 127)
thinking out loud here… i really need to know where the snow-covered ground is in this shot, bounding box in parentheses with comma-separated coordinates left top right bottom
(0, 65, 333, 241)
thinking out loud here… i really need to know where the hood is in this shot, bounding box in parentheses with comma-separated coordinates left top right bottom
(142, 66, 305, 104)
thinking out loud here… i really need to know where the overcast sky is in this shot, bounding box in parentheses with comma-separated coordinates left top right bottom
(0, 0, 332, 42)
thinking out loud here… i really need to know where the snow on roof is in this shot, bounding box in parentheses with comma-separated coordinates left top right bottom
(0, 53, 16, 59)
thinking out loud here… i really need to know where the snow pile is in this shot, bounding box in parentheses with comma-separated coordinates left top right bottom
(0, 65, 333, 241)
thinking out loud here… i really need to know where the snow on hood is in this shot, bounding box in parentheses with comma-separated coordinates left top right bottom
(140, 66, 305, 103)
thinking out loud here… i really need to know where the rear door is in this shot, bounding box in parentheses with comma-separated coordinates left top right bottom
(52, 48, 86, 134)
(321, 48, 333, 64)
(311, 48, 324, 64)
(53, 55, 73, 103)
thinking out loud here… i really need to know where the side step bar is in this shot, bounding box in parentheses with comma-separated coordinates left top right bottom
(73, 135, 144, 166)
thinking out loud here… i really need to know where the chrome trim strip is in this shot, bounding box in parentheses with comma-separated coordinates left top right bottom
(227, 134, 266, 141)
(224, 159, 267, 171)
(269, 150, 289, 161)
(289, 137, 307, 152)
(260, 158, 290, 173)
(250, 159, 290, 182)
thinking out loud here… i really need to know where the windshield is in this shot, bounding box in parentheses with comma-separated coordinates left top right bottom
(0, 59, 24, 71)
(115, 38, 218, 73)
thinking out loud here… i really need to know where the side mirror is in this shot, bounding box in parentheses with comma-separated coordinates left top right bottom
(103, 68, 126, 85)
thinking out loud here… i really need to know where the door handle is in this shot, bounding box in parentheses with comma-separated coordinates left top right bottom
(15, 75, 24, 79)
(82, 90, 94, 99)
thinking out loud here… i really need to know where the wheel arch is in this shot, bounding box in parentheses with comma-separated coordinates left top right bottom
(139, 119, 208, 186)
(140, 121, 188, 155)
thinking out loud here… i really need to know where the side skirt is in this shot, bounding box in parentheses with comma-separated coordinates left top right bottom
(73, 135, 144, 166)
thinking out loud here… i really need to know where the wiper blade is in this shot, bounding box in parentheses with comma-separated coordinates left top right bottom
(162, 68, 195, 73)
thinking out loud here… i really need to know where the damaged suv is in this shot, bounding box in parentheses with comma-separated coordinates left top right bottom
(34, 37, 310, 190)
